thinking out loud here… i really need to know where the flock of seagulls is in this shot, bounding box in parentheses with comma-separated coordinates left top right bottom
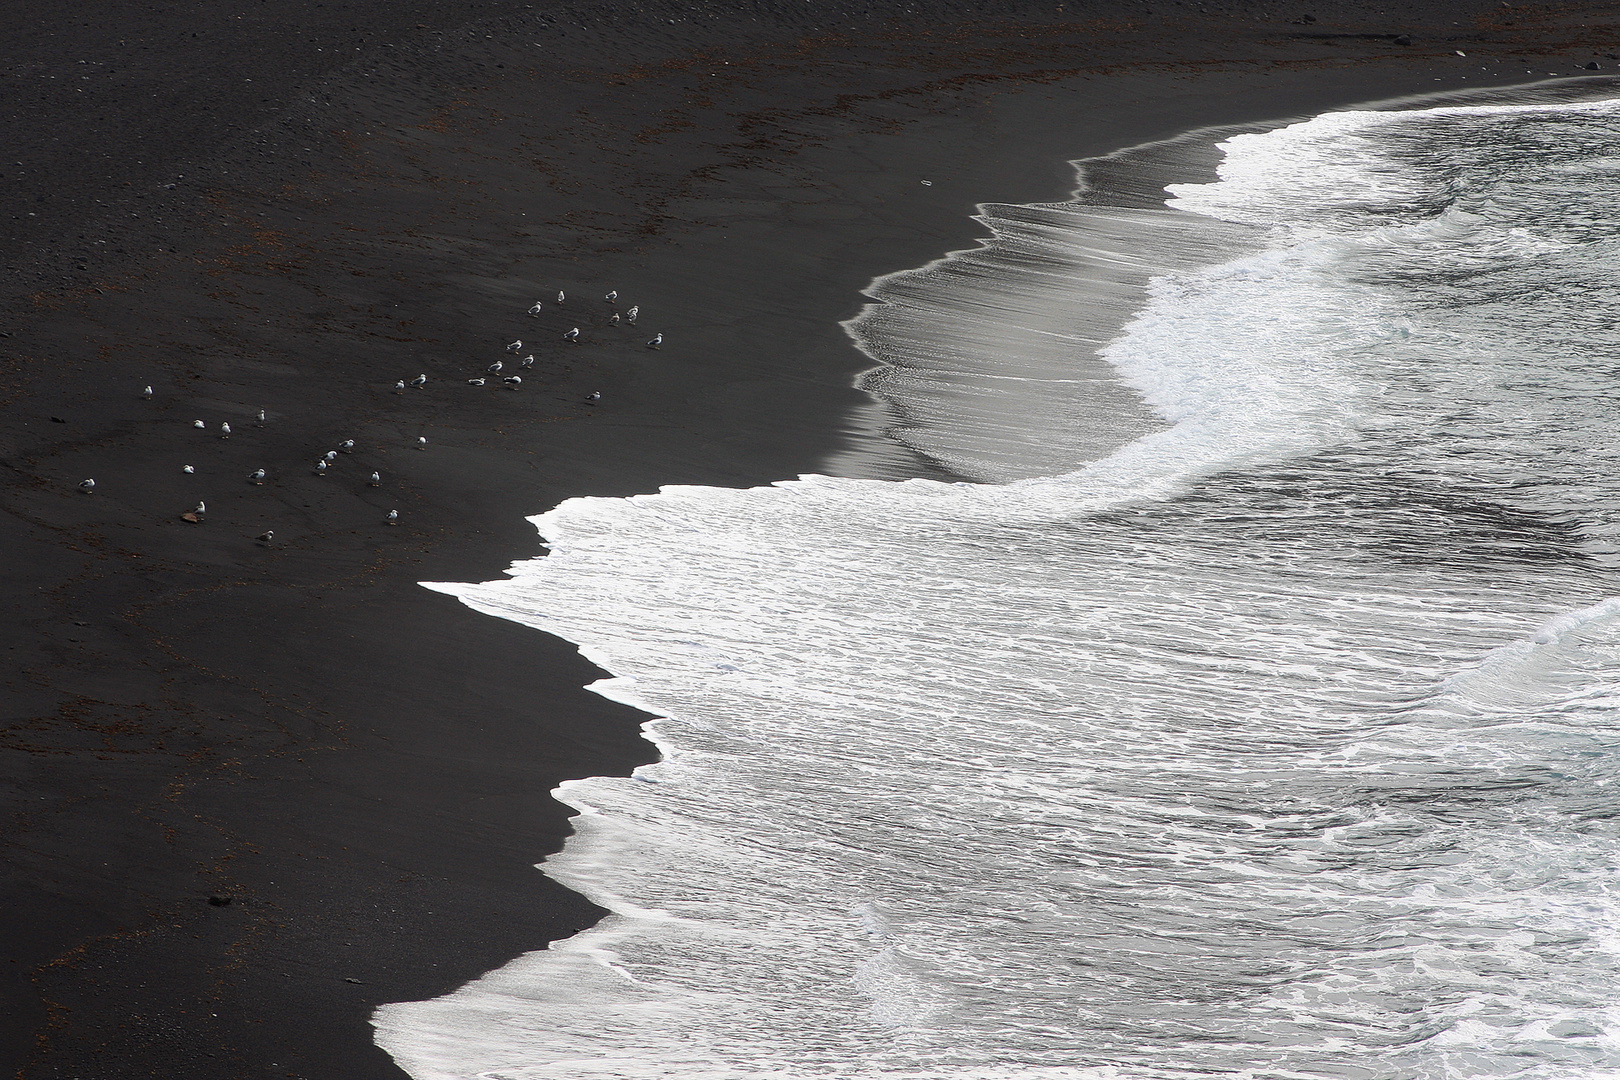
(77, 400, 399, 540)
(467, 288, 662, 405)
(77, 285, 660, 544)
(504, 292, 658, 395)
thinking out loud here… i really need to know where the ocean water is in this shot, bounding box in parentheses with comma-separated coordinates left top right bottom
(376, 82, 1620, 1079)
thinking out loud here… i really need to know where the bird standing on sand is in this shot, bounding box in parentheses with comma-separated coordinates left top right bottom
(369, 471, 381, 487)
(220, 422, 231, 439)
(182, 464, 195, 474)
(608, 312, 620, 325)
(324, 450, 338, 462)
(416, 437, 428, 449)
(604, 290, 617, 304)
(506, 340, 522, 353)
(248, 468, 266, 484)
(487, 360, 503, 373)
(411, 374, 428, 388)
(314, 460, 329, 475)
(556, 290, 565, 304)
(194, 501, 206, 517)
(78, 479, 96, 492)
(255, 530, 274, 544)
(257, 409, 266, 424)
(468, 377, 486, 386)
(528, 302, 544, 316)
(625, 305, 638, 324)
(339, 440, 355, 453)
(386, 510, 399, 525)
(646, 333, 662, 349)
(520, 354, 535, 369)
(142, 385, 153, 399)
(503, 375, 522, 387)
(563, 327, 580, 343)
(394, 380, 407, 392)
(585, 391, 600, 404)
(193, 420, 205, 429)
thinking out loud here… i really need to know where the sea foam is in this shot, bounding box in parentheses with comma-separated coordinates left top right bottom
(378, 81, 1620, 1080)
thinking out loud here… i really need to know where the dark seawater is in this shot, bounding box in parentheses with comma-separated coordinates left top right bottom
(377, 83, 1620, 1080)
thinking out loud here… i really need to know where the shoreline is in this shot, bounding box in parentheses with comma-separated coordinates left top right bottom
(842, 71, 1620, 484)
(4, 3, 1617, 1076)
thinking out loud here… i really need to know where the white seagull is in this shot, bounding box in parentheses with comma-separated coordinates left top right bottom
(182, 464, 195, 474)
(142, 385, 153, 399)
(556, 290, 565, 304)
(78, 478, 96, 492)
(394, 380, 406, 392)
(487, 360, 503, 373)
(506, 340, 522, 353)
(255, 530, 274, 544)
(324, 450, 337, 462)
(608, 312, 620, 325)
(339, 440, 355, 453)
(257, 409, 267, 424)
(585, 391, 600, 403)
(194, 501, 206, 515)
(220, 422, 231, 438)
(563, 327, 580, 343)
(528, 302, 544, 316)
(416, 437, 428, 449)
(604, 290, 617, 304)
(193, 420, 205, 429)
(248, 468, 266, 484)
(646, 333, 662, 349)
(369, 471, 381, 487)
(314, 460, 329, 475)
(386, 510, 399, 525)
(625, 305, 638, 324)
(468, 377, 486, 386)
(410, 374, 428, 388)
(503, 375, 522, 387)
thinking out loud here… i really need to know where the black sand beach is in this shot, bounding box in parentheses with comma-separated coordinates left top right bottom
(4, 1, 1618, 1076)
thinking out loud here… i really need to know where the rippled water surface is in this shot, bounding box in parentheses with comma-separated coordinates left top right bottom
(377, 84, 1620, 1079)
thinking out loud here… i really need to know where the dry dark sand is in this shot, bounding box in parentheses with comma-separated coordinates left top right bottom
(4, 1, 1619, 1076)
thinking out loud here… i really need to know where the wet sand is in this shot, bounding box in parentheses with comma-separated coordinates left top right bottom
(2, 1, 1615, 1076)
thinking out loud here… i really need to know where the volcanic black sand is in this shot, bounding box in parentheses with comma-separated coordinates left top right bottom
(3, 1, 1617, 1077)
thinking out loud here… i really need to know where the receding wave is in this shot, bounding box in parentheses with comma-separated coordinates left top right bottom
(377, 80, 1620, 1080)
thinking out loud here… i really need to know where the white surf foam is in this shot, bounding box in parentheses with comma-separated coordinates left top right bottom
(378, 88, 1620, 1080)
